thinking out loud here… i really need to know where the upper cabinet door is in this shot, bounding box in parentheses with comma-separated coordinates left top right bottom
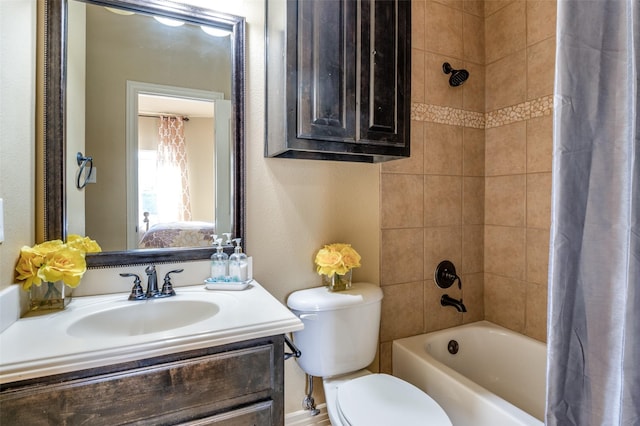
(266, 0, 411, 163)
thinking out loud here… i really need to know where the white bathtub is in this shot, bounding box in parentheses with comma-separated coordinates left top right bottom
(393, 321, 546, 426)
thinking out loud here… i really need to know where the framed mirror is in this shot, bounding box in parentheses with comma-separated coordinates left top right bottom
(41, 0, 245, 267)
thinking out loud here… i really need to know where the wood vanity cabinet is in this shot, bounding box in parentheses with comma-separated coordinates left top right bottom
(265, 0, 411, 163)
(0, 335, 285, 425)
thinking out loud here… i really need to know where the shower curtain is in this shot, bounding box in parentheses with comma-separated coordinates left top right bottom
(547, 1, 639, 425)
(157, 116, 192, 222)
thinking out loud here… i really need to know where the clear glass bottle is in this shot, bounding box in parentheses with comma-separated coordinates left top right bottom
(228, 238, 248, 282)
(210, 238, 229, 282)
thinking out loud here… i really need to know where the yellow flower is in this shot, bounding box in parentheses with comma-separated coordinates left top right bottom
(15, 246, 45, 290)
(314, 243, 361, 277)
(67, 234, 102, 253)
(339, 245, 361, 269)
(37, 247, 87, 287)
(15, 235, 101, 290)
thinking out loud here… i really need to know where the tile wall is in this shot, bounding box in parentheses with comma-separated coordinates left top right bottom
(378, 0, 557, 372)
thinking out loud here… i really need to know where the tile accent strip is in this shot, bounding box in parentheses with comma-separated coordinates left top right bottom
(411, 94, 554, 129)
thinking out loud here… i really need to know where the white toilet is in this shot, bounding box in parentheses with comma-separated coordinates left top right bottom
(287, 282, 452, 426)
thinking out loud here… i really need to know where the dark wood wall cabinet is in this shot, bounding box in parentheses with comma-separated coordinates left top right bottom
(266, 0, 411, 163)
(0, 335, 285, 426)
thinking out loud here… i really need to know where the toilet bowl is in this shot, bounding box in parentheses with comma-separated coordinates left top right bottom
(287, 283, 451, 425)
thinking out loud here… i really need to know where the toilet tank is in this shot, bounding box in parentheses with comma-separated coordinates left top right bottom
(287, 282, 383, 378)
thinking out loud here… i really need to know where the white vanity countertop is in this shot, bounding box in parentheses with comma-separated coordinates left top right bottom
(0, 281, 303, 384)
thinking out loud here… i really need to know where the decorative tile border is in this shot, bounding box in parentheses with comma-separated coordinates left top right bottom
(411, 94, 554, 129)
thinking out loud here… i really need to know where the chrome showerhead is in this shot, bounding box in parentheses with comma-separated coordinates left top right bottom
(443, 62, 469, 87)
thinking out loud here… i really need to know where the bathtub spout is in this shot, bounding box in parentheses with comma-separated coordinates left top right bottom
(441, 294, 467, 312)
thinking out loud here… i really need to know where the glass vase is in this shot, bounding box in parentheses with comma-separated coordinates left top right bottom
(322, 270, 353, 292)
(29, 281, 70, 311)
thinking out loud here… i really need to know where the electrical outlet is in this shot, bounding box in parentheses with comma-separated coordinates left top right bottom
(0, 198, 5, 243)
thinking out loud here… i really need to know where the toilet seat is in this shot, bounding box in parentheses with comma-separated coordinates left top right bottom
(335, 374, 452, 426)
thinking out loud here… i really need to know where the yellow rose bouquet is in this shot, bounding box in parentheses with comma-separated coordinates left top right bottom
(314, 243, 361, 291)
(15, 234, 102, 290)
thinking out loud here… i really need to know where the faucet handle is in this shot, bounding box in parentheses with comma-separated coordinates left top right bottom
(120, 273, 145, 300)
(161, 269, 183, 296)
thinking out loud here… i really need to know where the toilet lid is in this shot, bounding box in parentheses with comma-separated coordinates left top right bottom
(336, 374, 452, 426)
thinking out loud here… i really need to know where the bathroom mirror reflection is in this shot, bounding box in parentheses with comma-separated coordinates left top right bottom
(41, 0, 245, 267)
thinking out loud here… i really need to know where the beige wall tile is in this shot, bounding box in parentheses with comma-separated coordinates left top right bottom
(424, 279, 464, 331)
(425, 52, 464, 108)
(381, 173, 424, 228)
(526, 227, 550, 285)
(380, 282, 425, 341)
(462, 62, 486, 112)
(425, 123, 463, 175)
(425, 175, 462, 226)
(463, 225, 484, 272)
(412, 0, 427, 51)
(463, 12, 485, 64)
(485, 1, 526, 63)
(484, 273, 526, 332)
(485, 50, 527, 111)
(424, 226, 463, 278)
(412, 49, 426, 103)
(484, 0, 512, 17)
(485, 174, 526, 226)
(527, 37, 556, 100)
(525, 281, 548, 342)
(426, 1, 464, 59)
(526, 172, 552, 229)
(463, 127, 485, 176)
(463, 176, 485, 225)
(381, 228, 424, 285)
(463, 0, 485, 17)
(485, 225, 526, 279)
(527, 115, 553, 172)
(527, 0, 557, 46)
(485, 121, 526, 176)
(379, 341, 393, 374)
(462, 272, 484, 322)
(383, 120, 425, 174)
(435, 0, 464, 10)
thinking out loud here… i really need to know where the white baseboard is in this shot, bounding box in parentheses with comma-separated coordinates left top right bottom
(285, 404, 331, 426)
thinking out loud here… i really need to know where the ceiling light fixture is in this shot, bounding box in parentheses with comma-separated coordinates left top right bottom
(200, 26, 231, 37)
(153, 16, 184, 27)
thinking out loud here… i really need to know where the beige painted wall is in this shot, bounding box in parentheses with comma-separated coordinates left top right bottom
(0, 0, 36, 289)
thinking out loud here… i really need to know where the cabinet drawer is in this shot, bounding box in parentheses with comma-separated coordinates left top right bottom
(0, 344, 275, 425)
(181, 401, 273, 425)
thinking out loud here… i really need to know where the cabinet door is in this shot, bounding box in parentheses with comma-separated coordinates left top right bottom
(359, 0, 410, 146)
(292, 0, 357, 142)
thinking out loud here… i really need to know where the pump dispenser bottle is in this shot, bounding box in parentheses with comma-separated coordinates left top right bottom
(210, 238, 229, 281)
(228, 238, 249, 282)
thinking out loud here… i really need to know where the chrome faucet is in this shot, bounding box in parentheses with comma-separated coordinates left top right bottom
(145, 265, 160, 298)
(121, 266, 182, 300)
(441, 294, 467, 312)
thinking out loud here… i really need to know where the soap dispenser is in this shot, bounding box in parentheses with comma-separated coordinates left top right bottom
(210, 238, 229, 282)
(228, 238, 248, 282)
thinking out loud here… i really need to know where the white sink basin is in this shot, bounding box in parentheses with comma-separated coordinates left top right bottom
(67, 299, 220, 337)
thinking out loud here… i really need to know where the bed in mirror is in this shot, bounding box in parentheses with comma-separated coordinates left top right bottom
(40, 0, 245, 267)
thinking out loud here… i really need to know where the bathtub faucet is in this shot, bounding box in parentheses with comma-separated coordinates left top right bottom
(441, 294, 467, 312)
